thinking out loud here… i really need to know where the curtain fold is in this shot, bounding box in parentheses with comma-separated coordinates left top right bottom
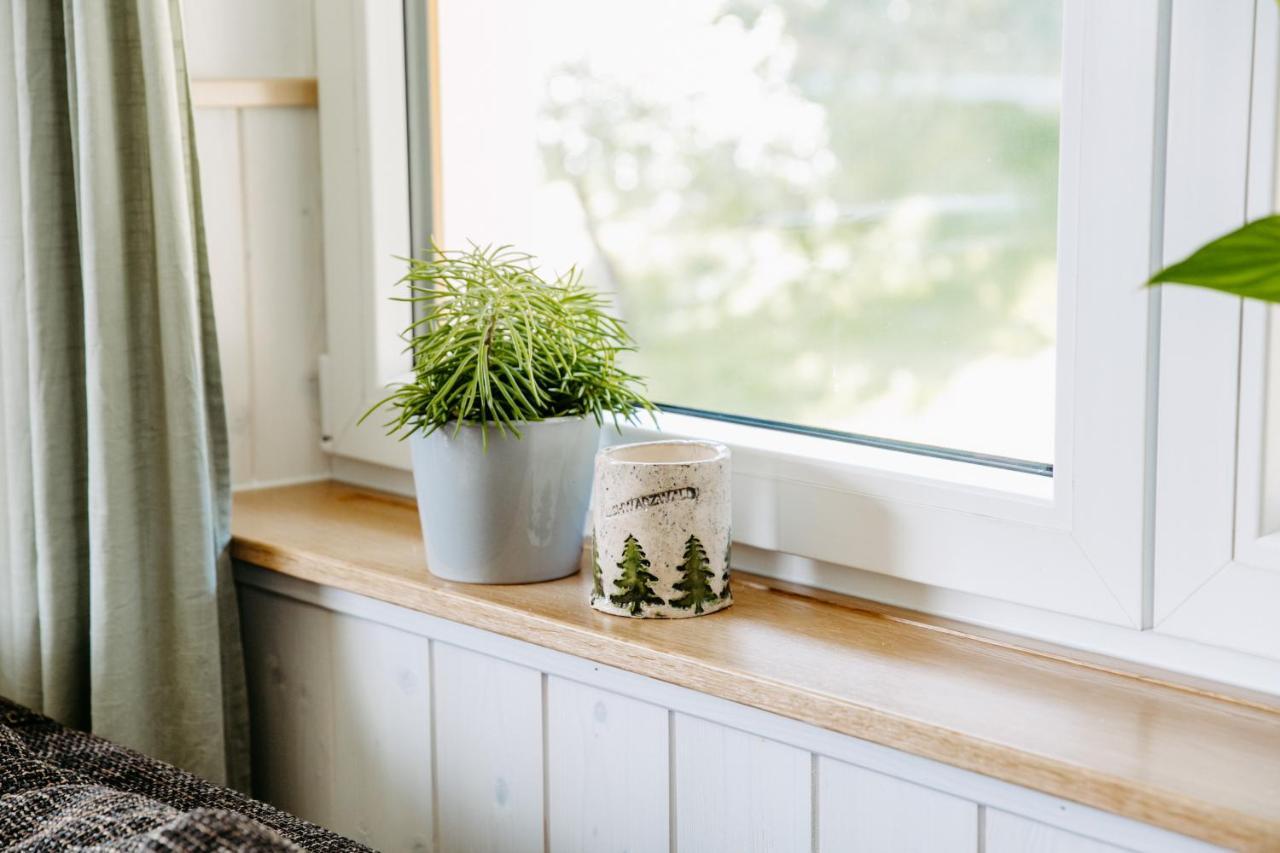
(0, 0, 248, 789)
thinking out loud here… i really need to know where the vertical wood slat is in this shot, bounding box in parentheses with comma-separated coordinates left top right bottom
(239, 588, 435, 851)
(192, 109, 252, 484)
(239, 587, 335, 825)
(238, 109, 328, 486)
(546, 677, 669, 853)
(330, 613, 433, 851)
(192, 105, 329, 489)
(673, 713, 812, 853)
(433, 643, 544, 853)
(986, 810, 1128, 853)
(817, 757, 977, 852)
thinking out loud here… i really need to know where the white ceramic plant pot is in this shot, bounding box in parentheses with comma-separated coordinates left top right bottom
(591, 440, 732, 618)
(410, 416, 601, 584)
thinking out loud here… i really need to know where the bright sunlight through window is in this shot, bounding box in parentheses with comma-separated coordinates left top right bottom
(437, 0, 1062, 464)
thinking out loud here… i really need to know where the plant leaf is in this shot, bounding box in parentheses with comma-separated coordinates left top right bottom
(1149, 215, 1280, 302)
(359, 242, 654, 443)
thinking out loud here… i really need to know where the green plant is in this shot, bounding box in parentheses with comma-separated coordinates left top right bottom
(363, 243, 653, 442)
(1150, 215, 1280, 302)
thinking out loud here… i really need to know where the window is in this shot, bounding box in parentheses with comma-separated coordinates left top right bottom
(437, 0, 1061, 467)
(314, 0, 1279, 661)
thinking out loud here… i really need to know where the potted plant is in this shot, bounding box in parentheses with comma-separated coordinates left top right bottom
(364, 243, 652, 584)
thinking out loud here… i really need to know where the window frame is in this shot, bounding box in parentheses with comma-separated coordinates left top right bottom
(1150, 0, 1280, 660)
(313, 0, 1273, 639)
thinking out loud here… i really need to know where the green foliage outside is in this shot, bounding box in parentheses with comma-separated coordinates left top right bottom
(537, 0, 1062, 453)
(609, 535, 664, 615)
(669, 535, 720, 614)
(362, 244, 652, 444)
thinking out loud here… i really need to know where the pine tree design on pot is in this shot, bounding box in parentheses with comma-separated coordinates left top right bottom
(609, 535, 664, 616)
(721, 537, 733, 602)
(669, 535, 720, 614)
(590, 532, 604, 603)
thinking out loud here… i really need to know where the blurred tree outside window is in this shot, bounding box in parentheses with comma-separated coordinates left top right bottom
(439, 0, 1062, 463)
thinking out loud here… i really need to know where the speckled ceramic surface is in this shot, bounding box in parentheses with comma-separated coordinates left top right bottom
(591, 440, 732, 618)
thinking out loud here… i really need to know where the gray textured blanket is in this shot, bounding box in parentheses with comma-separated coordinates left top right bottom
(0, 697, 369, 852)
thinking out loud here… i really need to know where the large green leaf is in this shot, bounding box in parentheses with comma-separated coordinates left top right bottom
(1149, 215, 1280, 302)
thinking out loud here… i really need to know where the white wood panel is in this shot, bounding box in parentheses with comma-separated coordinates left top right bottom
(817, 757, 976, 853)
(239, 109, 329, 485)
(986, 810, 1127, 853)
(434, 643, 544, 853)
(673, 714, 811, 853)
(239, 586, 335, 825)
(546, 677, 669, 853)
(330, 612, 433, 852)
(193, 108, 252, 485)
(181, 0, 316, 78)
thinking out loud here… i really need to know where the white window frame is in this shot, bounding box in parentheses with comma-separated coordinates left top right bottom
(314, 0, 415, 471)
(1150, 0, 1280, 660)
(312, 0, 1276, 646)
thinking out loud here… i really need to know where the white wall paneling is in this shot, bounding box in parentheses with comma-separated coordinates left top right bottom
(182, 0, 316, 79)
(192, 108, 253, 484)
(185, 0, 331, 489)
(985, 810, 1127, 853)
(433, 644, 545, 853)
(239, 586, 434, 851)
(238, 109, 328, 485)
(192, 103, 330, 489)
(817, 757, 978, 853)
(330, 612, 433, 851)
(546, 677, 669, 853)
(240, 586, 335, 825)
(673, 714, 812, 853)
(1152, 0, 1280, 659)
(236, 565, 1222, 853)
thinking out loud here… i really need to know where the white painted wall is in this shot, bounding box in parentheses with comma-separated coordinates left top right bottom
(185, 0, 330, 488)
(236, 565, 1223, 853)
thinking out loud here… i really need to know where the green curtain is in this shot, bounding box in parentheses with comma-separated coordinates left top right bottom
(0, 0, 248, 788)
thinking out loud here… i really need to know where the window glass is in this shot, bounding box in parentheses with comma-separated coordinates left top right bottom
(437, 0, 1062, 463)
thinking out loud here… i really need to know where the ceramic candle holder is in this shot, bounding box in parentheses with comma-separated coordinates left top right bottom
(590, 440, 732, 619)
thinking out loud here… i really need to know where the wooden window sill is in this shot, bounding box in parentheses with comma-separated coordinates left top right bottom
(231, 481, 1280, 851)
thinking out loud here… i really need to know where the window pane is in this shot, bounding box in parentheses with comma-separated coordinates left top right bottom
(437, 0, 1062, 463)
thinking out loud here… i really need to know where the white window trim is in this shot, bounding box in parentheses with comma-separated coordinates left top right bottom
(1151, 0, 1280, 660)
(314, 0, 414, 472)
(312, 0, 1275, 654)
